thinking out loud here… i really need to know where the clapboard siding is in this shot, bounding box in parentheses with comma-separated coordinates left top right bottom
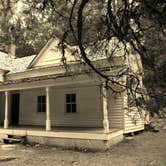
(124, 125, 144, 133)
(124, 107, 144, 133)
(19, 85, 103, 127)
(108, 90, 124, 128)
(33, 39, 76, 68)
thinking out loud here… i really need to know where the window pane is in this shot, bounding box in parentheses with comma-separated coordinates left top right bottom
(38, 96, 41, 103)
(71, 104, 76, 113)
(42, 96, 46, 103)
(66, 94, 70, 103)
(42, 103, 46, 112)
(65, 94, 76, 113)
(37, 96, 46, 112)
(71, 94, 76, 102)
(66, 94, 76, 103)
(66, 104, 71, 113)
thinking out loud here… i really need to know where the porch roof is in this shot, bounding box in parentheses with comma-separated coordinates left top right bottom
(3, 58, 127, 85)
(0, 73, 103, 92)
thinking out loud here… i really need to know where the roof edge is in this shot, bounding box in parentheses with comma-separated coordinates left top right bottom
(27, 38, 56, 69)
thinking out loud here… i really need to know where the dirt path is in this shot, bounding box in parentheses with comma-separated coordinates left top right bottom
(0, 131, 165, 166)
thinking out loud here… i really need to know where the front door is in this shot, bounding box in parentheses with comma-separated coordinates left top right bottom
(11, 93, 20, 126)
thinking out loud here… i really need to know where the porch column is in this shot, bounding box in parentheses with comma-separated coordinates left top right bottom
(102, 82, 109, 133)
(46, 87, 51, 131)
(4, 91, 9, 129)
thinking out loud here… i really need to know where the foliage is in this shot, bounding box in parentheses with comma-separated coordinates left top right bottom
(0, 0, 165, 114)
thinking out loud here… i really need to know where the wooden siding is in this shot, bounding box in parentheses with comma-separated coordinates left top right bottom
(32, 39, 76, 68)
(123, 92, 144, 133)
(19, 85, 103, 127)
(108, 90, 124, 129)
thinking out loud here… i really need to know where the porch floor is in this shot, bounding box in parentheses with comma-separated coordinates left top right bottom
(3, 125, 119, 133)
(0, 126, 124, 150)
(0, 125, 123, 141)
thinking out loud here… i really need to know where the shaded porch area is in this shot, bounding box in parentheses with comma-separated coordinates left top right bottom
(1, 79, 112, 134)
(0, 75, 124, 150)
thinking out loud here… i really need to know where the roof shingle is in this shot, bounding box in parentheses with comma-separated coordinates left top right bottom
(0, 51, 36, 73)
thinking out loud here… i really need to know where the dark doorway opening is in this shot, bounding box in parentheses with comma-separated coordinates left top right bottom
(11, 93, 20, 126)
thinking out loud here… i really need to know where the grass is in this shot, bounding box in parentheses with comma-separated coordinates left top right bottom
(0, 130, 165, 166)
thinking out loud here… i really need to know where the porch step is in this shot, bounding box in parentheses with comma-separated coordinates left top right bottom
(3, 134, 26, 144)
(8, 134, 26, 139)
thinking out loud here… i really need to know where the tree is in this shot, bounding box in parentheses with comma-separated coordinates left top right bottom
(0, 0, 165, 115)
(31, 0, 166, 114)
(0, 0, 54, 56)
(0, 0, 34, 56)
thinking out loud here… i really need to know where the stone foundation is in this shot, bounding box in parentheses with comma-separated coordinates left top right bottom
(26, 134, 123, 151)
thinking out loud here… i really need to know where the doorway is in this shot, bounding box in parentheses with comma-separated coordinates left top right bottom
(11, 93, 20, 126)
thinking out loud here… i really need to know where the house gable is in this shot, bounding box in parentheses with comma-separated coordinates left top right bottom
(28, 38, 77, 69)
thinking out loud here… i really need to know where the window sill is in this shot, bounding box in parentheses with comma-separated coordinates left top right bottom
(64, 112, 79, 115)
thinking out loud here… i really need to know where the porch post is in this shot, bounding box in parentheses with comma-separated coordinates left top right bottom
(46, 87, 51, 131)
(4, 91, 9, 129)
(102, 82, 109, 133)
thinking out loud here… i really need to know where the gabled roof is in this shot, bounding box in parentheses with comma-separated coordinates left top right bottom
(27, 37, 109, 69)
(28, 38, 55, 68)
(0, 51, 36, 74)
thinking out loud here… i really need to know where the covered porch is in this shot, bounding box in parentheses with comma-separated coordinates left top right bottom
(1, 75, 111, 133)
(0, 74, 124, 150)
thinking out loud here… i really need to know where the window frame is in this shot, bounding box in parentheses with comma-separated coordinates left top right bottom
(65, 93, 77, 113)
(37, 95, 46, 113)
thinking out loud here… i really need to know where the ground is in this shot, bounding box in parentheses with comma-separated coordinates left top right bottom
(0, 131, 165, 166)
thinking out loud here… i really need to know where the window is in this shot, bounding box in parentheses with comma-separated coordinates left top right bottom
(66, 93, 76, 113)
(37, 95, 46, 112)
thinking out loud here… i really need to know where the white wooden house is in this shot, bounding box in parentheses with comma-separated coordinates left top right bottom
(0, 38, 146, 150)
